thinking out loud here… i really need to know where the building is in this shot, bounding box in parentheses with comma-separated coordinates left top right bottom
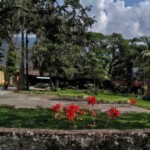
(0, 71, 4, 84)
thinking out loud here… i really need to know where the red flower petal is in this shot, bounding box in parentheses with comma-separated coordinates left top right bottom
(79, 110, 86, 116)
(108, 107, 121, 119)
(86, 96, 97, 105)
(50, 103, 62, 113)
(91, 111, 96, 116)
(130, 98, 136, 105)
(66, 104, 80, 121)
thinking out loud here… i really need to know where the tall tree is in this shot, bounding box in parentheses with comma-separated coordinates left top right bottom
(16, 0, 37, 90)
(140, 37, 150, 100)
(80, 32, 109, 94)
(32, 0, 95, 91)
(107, 33, 134, 87)
(0, 0, 36, 90)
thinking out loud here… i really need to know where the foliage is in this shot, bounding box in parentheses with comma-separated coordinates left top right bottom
(4, 48, 18, 82)
(107, 33, 134, 85)
(0, 107, 149, 129)
(31, 0, 95, 90)
(49, 97, 138, 129)
(0, 0, 15, 40)
(83, 32, 109, 80)
(138, 37, 150, 99)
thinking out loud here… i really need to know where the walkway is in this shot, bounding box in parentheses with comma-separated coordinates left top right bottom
(0, 87, 150, 113)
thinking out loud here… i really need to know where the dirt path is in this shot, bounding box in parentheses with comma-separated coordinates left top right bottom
(0, 88, 150, 113)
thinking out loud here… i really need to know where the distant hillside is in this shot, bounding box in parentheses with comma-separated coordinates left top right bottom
(14, 36, 36, 49)
(0, 37, 36, 65)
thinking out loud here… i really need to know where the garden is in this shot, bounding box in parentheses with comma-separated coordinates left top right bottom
(0, 107, 149, 130)
(0, 88, 146, 130)
(0, 0, 150, 149)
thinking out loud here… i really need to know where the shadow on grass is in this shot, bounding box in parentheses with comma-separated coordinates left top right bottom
(108, 113, 150, 130)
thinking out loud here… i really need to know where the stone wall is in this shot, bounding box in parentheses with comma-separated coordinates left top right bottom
(0, 128, 149, 150)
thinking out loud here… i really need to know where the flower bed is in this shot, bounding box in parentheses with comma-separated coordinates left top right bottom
(50, 96, 136, 129)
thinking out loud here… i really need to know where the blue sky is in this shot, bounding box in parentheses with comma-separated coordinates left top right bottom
(57, 0, 63, 5)
(125, 0, 145, 6)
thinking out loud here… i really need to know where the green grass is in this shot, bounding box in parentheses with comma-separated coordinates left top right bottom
(0, 107, 149, 130)
(20, 88, 150, 110)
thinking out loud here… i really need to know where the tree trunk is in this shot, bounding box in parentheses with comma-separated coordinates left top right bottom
(55, 79, 59, 88)
(17, 26, 25, 90)
(49, 80, 55, 91)
(25, 31, 29, 90)
(93, 77, 97, 95)
(49, 72, 55, 91)
(55, 72, 59, 88)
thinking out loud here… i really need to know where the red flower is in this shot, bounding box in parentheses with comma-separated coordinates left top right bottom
(66, 104, 79, 112)
(66, 109, 77, 121)
(130, 98, 136, 105)
(86, 96, 97, 105)
(50, 103, 62, 113)
(79, 110, 86, 116)
(108, 107, 120, 119)
(91, 111, 96, 116)
(66, 104, 79, 121)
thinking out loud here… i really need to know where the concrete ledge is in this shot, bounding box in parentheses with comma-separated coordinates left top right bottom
(0, 128, 149, 150)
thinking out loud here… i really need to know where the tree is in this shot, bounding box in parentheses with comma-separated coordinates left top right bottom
(129, 37, 147, 82)
(107, 33, 134, 87)
(15, 0, 38, 90)
(0, 0, 36, 90)
(4, 47, 18, 83)
(32, 0, 95, 91)
(0, 0, 30, 46)
(140, 37, 150, 100)
(80, 32, 109, 94)
(0, 0, 16, 45)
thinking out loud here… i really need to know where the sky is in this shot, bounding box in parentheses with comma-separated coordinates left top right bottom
(58, 0, 150, 39)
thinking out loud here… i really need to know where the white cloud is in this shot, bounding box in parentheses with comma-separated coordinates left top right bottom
(80, 0, 150, 39)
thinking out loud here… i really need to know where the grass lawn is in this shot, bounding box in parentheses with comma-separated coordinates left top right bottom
(20, 88, 150, 110)
(0, 107, 149, 130)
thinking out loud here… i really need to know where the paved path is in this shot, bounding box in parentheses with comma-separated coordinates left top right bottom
(0, 88, 150, 113)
